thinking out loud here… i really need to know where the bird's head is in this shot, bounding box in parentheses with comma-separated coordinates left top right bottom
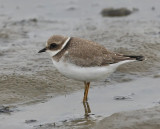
(38, 35, 70, 57)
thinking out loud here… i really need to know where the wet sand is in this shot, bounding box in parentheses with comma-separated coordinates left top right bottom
(0, 0, 160, 128)
(95, 106, 160, 129)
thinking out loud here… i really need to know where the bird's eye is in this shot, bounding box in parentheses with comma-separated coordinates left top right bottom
(50, 43, 57, 49)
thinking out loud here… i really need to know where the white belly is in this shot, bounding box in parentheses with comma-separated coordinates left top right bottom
(52, 59, 134, 82)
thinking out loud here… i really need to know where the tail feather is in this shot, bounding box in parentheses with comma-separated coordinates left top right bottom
(124, 55, 145, 61)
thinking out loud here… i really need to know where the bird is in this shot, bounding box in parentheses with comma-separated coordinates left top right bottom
(38, 35, 144, 102)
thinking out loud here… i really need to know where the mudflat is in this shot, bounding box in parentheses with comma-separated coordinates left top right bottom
(0, 0, 160, 129)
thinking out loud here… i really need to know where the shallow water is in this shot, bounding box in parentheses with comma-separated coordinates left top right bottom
(0, 77, 160, 129)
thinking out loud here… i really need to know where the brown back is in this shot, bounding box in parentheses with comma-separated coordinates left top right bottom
(53, 37, 131, 67)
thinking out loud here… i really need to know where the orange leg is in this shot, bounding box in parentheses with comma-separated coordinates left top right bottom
(83, 82, 90, 102)
(83, 101, 91, 117)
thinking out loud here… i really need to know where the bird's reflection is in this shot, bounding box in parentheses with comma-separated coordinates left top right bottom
(46, 101, 97, 128)
(83, 101, 91, 118)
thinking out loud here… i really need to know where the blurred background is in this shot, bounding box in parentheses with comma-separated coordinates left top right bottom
(0, 0, 160, 129)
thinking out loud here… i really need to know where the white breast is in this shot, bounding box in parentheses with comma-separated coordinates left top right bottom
(51, 59, 135, 82)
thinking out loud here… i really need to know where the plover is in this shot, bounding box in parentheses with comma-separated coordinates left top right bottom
(38, 35, 144, 102)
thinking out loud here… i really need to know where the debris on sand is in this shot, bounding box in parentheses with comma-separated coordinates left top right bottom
(12, 18, 38, 25)
(101, 8, 132, 17)
(0, 106, 14, 114)
(0, 52, 3, 56)
(25, 120, 37, 124)
(0, 33, 9, 38)
(66, 6, 77, 11)
(114, 93, 135, 100)
(29, 18, 38, 23)
(114, 96, 133, 100)
(153, 73, 160, 78)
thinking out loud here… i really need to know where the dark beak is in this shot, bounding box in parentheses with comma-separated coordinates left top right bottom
(38, 47, 47, 53)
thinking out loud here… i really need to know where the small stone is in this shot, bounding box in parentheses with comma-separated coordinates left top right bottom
(101, 8, 132, 17)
